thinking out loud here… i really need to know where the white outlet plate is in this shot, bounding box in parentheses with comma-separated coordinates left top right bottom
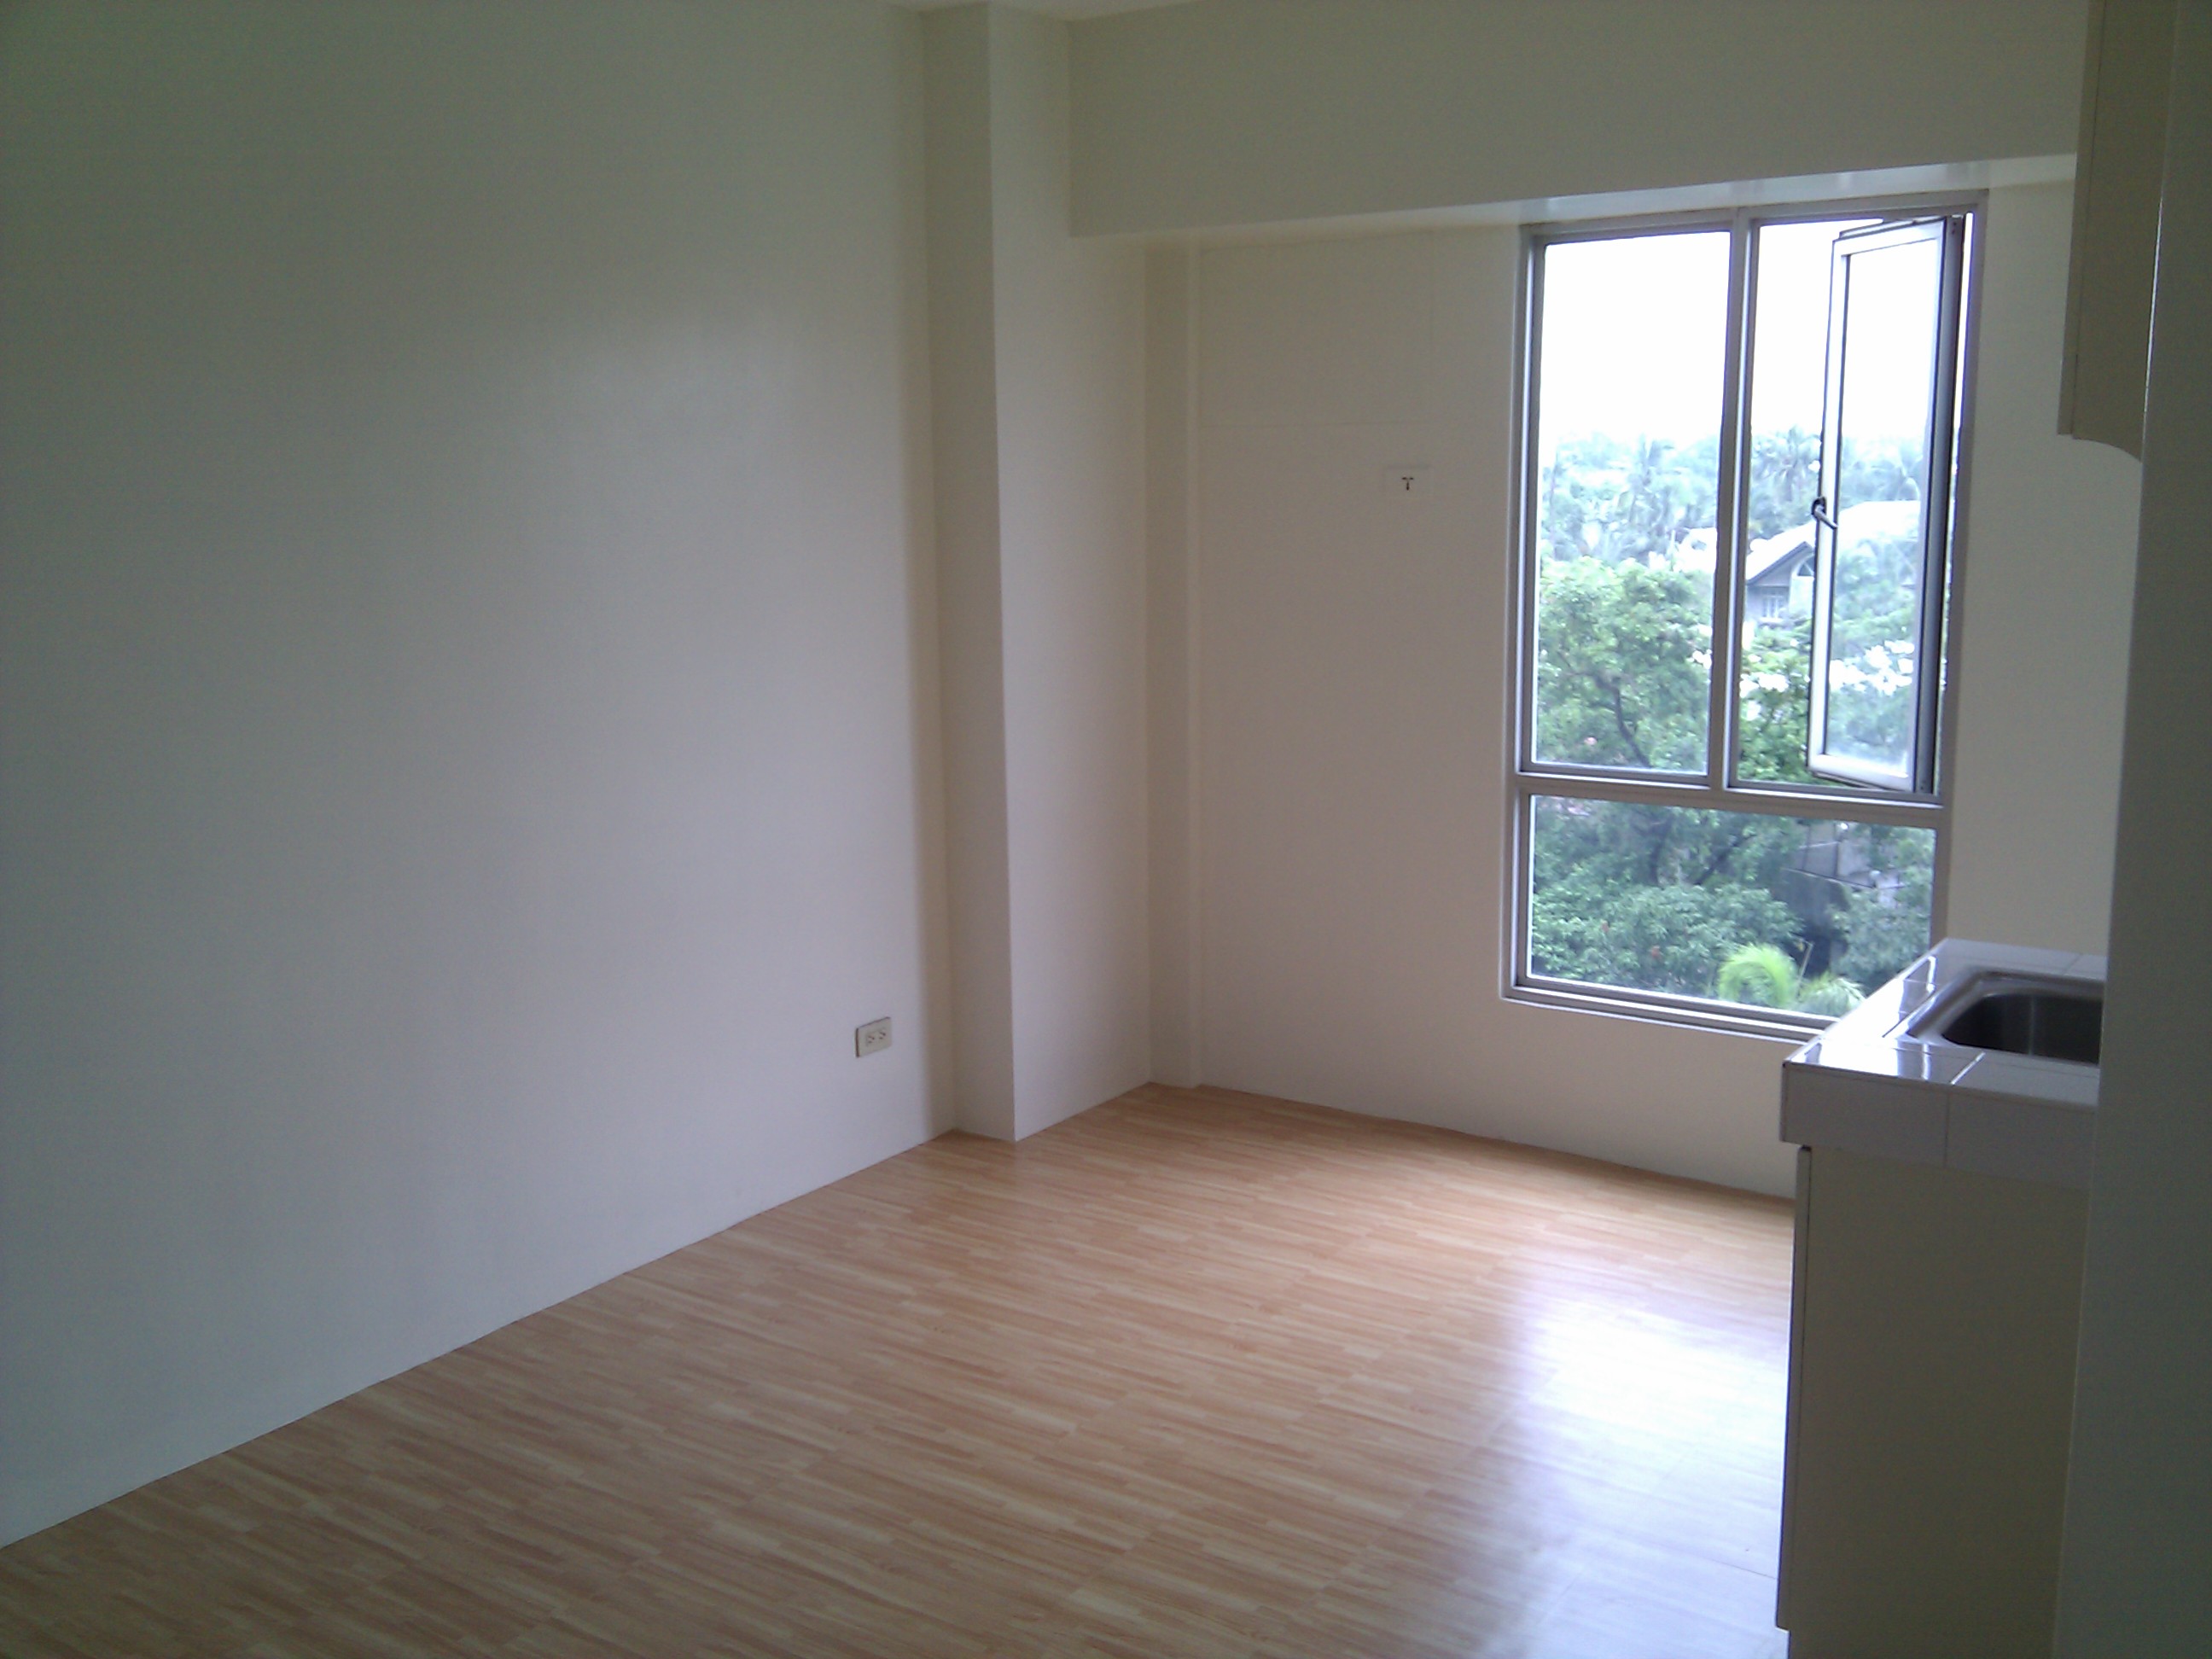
(856, 1016, 892, 1057)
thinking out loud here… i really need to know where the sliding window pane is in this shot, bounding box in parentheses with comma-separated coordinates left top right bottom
(1532, 232, 1729, 773)
(1528, 796, 1934, 1010)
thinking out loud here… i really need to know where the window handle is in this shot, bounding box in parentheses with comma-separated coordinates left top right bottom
(1810, 495, 1839, 533)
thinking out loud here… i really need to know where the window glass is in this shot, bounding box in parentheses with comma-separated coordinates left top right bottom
(1813, 227, 1947, 785)
(1737, 218, 1874, 786)
(1528, 798, 1935, 1013)
(1531, 232, 1729, 773)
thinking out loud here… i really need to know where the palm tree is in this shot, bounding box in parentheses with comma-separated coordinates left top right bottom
(1749, 427, 1822, 537)
(1604, 435, 1689, 562)
(1716, 942, 1862, 1015)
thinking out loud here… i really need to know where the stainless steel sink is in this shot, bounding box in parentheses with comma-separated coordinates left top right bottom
(1907, 971, 2104, 1065)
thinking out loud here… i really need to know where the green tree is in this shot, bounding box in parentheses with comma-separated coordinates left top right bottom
(1738, 612, 1816, 785)
(1834, 825, 1935, 991)
(1535, 557, 1708, 770)
(1823, 530, 1925, 766)
(1530, 797, 1803, 1000)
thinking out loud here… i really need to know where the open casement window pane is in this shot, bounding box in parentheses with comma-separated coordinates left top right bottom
(1527, 796, 1935, 1013)
(1530, 231, 1728, 775)
(1807, 218, 1965, 792)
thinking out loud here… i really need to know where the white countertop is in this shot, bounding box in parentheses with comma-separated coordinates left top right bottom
(1780, 939, 2104, 1189)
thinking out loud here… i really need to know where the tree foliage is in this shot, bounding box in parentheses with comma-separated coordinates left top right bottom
(1535, 558, 1708, 771)
(1537, 434, 1718, 567)
(1531, 798, 1798, 1000)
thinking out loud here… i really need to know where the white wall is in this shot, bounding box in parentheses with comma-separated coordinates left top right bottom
(1946, 182, 2142, 954)
(1144, 247, 1202, 1086)
(923, 4, 1021, 1139)
(922, 4, 1150, 1141)
(0, 0, 948, 1544)
(988, 9, 1151, 1137)
(1069, 0, 2087, 235)
(2058, 2, 2212, 1643)
(1176, 185, 2140, 1197)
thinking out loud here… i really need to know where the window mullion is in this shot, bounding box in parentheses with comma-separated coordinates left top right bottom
(1708, 212, 1754, 795)
(1514, 233, 1545, 777)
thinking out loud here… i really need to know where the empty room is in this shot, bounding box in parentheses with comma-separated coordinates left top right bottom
(3, 2, 2206, 1656)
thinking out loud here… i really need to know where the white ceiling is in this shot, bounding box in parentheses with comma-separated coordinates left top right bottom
(886, 0, 1194, 17)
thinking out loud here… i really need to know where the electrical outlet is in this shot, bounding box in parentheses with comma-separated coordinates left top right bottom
(855, 1016, 892, 1057)
(1381, 463, 1429, 497)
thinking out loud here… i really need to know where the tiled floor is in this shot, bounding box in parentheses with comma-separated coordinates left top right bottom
(0, 1086, 1796, 1657)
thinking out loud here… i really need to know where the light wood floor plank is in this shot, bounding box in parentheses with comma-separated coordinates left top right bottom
(1, 1085, 1793, 1657)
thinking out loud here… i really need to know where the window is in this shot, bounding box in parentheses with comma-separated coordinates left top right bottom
(1511, 202, 1975, 1033)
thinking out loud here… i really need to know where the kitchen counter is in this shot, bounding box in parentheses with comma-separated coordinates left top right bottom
(1781, 938, 2104, 1188)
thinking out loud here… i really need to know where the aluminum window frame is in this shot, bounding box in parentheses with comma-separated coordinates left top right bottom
(1505, 194, 1984, 1039)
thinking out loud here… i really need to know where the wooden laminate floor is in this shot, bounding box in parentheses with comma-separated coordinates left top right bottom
(0, 1086, 1796, 1659)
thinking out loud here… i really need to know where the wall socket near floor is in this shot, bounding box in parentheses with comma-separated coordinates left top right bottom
(855, 1016, 892, 1057)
